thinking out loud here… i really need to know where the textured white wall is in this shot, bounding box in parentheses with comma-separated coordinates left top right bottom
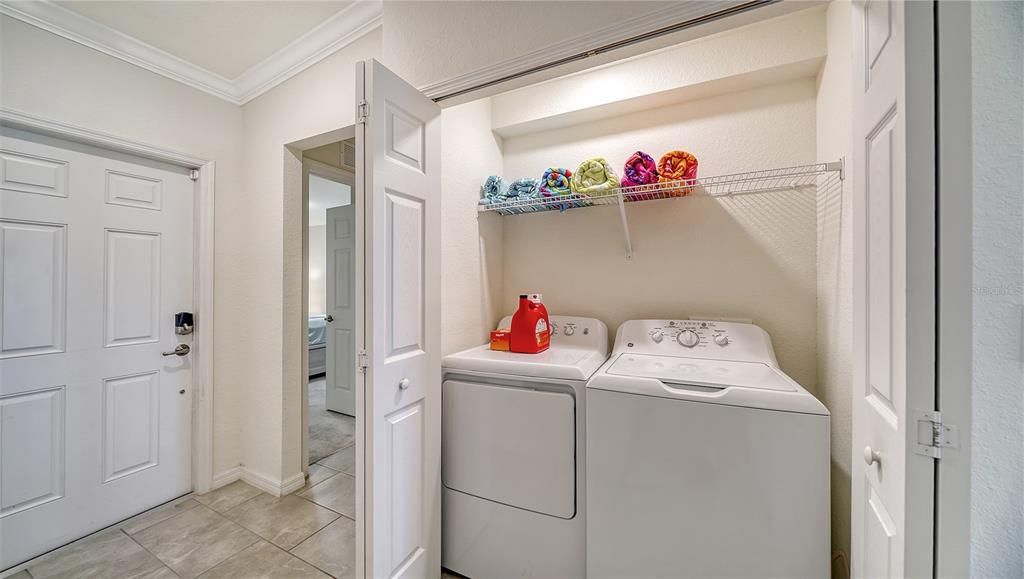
(440, 99, 506, 354)
(970, 2, 1024, 576)
(490, 7, 826, 135)
(308, 224, 326, 315)
(381, 1, 666, 88)
(0, 15, 247, 476)
(814, 1, 853, 574)
(240, 28, 382, 484)
(501, 77, 820, 389)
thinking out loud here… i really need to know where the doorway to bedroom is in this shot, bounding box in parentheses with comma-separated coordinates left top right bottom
(304, 139, 357, 471)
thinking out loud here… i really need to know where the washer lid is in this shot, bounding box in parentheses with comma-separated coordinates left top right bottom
(443, 344, 606, 381)
(606, 354, 796, 392)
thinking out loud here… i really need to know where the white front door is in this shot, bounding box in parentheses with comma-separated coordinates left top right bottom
(326, 203, 356, 416)
(851, 1, 936, 577)
(0, 128, 193, 568)
(356, 59, 441, 578)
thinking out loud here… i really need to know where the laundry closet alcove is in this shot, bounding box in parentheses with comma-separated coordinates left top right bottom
(438, 4, 852, 568)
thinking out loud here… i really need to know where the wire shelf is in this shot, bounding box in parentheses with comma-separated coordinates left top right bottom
(477, 161, 843, 216)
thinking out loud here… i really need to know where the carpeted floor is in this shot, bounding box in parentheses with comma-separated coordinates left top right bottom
(308, 376, 355, 464)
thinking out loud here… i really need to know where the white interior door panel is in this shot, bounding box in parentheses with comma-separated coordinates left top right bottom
(0, 128, 193, 569)
(357, 59, 441, 579)
(851, 1, 936, 576)
(326, 202, 357, 416)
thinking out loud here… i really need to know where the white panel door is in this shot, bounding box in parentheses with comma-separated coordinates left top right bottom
(0, 128, 193, 569)
(357, 59, 441, 579)
(851, 1, 936, 577)
(326, 203, 356, 416)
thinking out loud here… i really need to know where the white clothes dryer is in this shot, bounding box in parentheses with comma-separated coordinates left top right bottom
(586, 319, 830, 579)
(442, 315, 608, 579)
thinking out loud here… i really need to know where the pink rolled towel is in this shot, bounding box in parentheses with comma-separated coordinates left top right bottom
(621, 150, 659, 200)
(621, 150, 659, 187)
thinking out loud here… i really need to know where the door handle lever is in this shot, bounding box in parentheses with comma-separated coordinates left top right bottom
(326, 315, 334, 322)
(162, 344, 191, 357)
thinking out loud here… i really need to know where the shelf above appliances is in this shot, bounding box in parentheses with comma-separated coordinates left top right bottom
(478, 160, 844, 259)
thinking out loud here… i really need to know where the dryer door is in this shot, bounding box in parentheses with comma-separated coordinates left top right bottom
(442, 380, 576, 519)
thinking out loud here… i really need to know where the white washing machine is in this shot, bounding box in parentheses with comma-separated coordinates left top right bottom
(442, 315, 608, 579)
(587, 319, 830, 579)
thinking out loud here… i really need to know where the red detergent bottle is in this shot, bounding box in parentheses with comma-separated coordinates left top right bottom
(510, 294, 550, 354)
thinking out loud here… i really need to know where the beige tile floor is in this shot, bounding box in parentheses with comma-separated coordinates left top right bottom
(7, 408, 466, 579)
(11, 442, 366, 579)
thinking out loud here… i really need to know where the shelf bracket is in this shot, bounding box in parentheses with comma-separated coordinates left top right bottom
(825, 158, 845, 181)
(615, 191, 633, 260)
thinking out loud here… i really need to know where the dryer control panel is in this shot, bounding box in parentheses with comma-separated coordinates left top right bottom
(497, 315, 608, 351)
(613, 319, 779, 367)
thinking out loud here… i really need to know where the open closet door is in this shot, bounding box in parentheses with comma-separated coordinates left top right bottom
(851, 1, 936, 577)
(356, 59, 441, 578)
(326, 203, 356, 416)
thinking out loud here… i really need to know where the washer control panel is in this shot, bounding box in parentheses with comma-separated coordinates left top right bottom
(647, 320, 729, 350)
(615, 319, 778, 366)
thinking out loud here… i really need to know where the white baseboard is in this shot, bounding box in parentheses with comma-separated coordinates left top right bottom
(210, 466, 306, 497)
(280, 472, 307, 495)
(212, 466, 243, 489)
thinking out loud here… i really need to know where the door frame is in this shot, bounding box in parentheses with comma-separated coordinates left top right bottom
(0, 106, 218, 495)
(286, 126, 357, 482)
(300, 154, 355, 469)
(934, 1, 973, 575)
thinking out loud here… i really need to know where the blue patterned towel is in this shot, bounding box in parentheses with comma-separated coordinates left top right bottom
(479, 175, 509, 205)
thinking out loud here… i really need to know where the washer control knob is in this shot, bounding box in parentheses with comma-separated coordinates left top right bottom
(677, 330, 699, 348)
(714, 334, 729, 346)
(564, 325, 575, 336)
(651, 330, 664, 344)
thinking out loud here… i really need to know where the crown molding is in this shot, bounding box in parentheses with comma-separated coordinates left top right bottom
(418, 0, 776, 101)
(0, 0, 382, 105)
(234, 0, 382, 103)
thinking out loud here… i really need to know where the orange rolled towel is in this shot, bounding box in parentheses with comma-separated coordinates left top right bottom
(657, 150, 699, 196)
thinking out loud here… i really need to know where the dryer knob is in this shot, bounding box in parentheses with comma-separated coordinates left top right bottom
(714, 334, 729, 346)
(677, 330, 699, 348)
(651, 330, 664, 343)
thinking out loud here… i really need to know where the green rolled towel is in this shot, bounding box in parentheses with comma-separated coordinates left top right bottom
(571, 157, 619, 197)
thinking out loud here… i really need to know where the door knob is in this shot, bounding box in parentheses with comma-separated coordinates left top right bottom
(326, 315, 334, 322)
(863, 445, 881, 466)
(398, 378, 410, 390)
(162, 344, 191, 357)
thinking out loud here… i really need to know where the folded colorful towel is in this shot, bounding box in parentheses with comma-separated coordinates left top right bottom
(621, 151, 659, 187)
(540, 167, 586, 212)
(479, 175, 509, 205)
(657, 150, 699, 196)
(507, 177, 540, 200)
(571, 158, 619, 197)
(620, 151, 659, 200)
(540, 167, 573, 196)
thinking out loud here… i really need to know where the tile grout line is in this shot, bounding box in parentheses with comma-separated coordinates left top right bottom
(119, 528, 181, 578)
(287, 516, 355, 579)
(265, 537, 339, 579)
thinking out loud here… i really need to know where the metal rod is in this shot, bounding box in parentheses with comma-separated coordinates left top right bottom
(616, 189, 633, 260)
(433, 0, 779, 103)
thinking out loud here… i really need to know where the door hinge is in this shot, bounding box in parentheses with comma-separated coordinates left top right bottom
(189, 169, 200, 181)
(913, 410, 960, 459)
(357, 349, 369, 373)
(356, 100, 370, 125)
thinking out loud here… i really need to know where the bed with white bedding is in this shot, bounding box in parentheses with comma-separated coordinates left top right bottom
(309, 315, 327, 376)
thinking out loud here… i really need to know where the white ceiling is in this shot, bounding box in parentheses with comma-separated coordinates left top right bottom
(54, 1, 352, 79)
(3, 0, 381, 103)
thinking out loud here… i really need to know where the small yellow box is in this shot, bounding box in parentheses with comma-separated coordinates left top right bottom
(490, 329, 511, 351)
